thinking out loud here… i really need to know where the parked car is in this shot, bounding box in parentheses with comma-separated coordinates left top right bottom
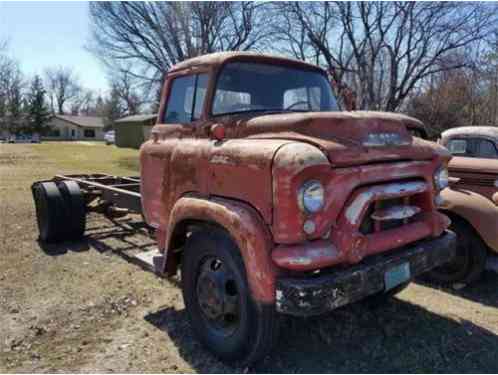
(32, 52, 456, 364)
(426, 126, 498, 284)
(104, 130, 115, 145)
(8, 134, 40, 143)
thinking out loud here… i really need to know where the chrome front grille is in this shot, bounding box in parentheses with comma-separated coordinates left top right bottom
(360, 197, 420, 235)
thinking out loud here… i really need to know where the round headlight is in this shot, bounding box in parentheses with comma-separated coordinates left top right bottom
(299, 180, 325, 213)
(434, 167, 449, 191)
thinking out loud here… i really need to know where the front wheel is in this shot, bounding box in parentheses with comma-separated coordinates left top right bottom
(425, 218, 487, 285)
(181, 228, 279, 364)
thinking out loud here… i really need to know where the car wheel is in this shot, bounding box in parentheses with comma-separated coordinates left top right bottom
(425, 218, 487, 284)
(181, 227, 279, 364)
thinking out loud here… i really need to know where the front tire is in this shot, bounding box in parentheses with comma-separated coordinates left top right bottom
(181, 228, 279, 364)
(425, 218, 487, 284)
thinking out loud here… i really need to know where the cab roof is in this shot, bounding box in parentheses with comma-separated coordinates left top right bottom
(442, 126, 498, 141)
(168, 51, 326, 74)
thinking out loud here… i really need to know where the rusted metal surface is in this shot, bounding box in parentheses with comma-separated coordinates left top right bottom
(272, 241, 344, 272)
(343, 181, 427, 226)
(440, 187, 498, 252)
(136, 52, 453, 304)
(161, 196, 278, 303)
(438, 126, 498, 253)
(370, 205, 421, 221)
(276, 230, 456, 317)
(168, 51, 324, 74)
(272, 159, 444, 245)
(53, 174, 142, 214)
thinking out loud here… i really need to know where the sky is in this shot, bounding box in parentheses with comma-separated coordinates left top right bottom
(0, 1, 108, 93)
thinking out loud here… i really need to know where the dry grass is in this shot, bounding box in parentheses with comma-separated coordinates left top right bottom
(1, 142, 498, 373)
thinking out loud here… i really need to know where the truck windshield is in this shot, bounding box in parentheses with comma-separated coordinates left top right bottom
(212, 62, 338, 116)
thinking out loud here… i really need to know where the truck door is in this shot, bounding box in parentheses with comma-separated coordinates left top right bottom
(140, 73, 209, 229)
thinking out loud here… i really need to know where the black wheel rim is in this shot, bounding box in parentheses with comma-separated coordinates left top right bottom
(195, 255, 241, 337)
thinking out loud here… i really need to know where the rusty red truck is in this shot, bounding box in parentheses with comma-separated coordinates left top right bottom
(32, 52, 456, 364)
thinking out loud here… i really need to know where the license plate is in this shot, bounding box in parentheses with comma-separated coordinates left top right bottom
(384, 262, 411, 291)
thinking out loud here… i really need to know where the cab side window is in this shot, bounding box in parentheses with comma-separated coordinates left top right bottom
(447, 139, 470, 156)
(164, 73, 208, 124)
(477, 139, 498, 159)
(447, 137, 498, 159)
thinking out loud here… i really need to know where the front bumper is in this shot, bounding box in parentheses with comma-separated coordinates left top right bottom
(276, 230, 456, 317)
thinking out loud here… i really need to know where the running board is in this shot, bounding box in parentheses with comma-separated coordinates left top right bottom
(486, 255, 498, 273)
(132, 249, 165, 274)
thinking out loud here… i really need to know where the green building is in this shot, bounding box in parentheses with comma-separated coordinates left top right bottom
(114, 114, 157, 149)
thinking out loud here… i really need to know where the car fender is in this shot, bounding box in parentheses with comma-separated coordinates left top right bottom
(440, 187, 498, 252)
(162, 196, 278, 304)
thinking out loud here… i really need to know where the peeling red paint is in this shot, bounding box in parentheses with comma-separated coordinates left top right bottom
(138, 52, 452, 304)
(163, 196, 278, 303)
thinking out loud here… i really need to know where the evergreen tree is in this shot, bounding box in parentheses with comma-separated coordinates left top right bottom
(26, 75, 51, 135)
(7, 80, 23, 134)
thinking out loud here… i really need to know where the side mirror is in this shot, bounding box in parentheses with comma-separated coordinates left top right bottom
(340, 86, 357, 111)
(328, 68, 357, 111)
(210, 124, 225, 141)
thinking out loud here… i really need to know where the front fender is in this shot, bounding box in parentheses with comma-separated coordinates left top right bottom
(164, 196, 278, 303)
(440, 187, 498, 252)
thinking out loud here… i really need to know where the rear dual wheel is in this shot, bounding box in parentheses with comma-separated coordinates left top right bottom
(32, 180, 86, 243)
(181, 228, 279, 365)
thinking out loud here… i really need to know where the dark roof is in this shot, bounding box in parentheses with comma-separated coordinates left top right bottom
(54, 115, 105, 128)
(169, 51, 325, 74)
(115, 114, 157, 124)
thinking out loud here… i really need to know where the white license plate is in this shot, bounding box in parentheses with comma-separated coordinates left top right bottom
(384, 262, 411, 291)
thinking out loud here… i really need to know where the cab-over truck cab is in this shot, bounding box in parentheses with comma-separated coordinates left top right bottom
(139, 52, 456, 363)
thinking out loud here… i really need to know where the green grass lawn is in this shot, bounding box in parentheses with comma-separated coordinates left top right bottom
(0, 142, 140, 179)
(2, 141, 498, 373)
(0, 142, 140, 208)
(31, 142, 140, 176)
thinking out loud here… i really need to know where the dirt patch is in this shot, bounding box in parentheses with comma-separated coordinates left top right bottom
(1, 143, 498, 373)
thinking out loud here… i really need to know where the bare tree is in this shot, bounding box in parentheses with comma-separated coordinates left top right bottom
(102, 86, 125, 129)
(88, 2, 269, 88)
(0, 43, 25, 134)
(44, 66, 81, 115)
(70, 89, 96, 116)
(108, 70, 144, 116)
(406, 37, 498, 135)
(275, 2, 497, 111)
(0, 40, 14, 121)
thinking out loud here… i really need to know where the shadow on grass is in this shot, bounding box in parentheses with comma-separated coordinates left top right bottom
(36, 216, 498, 373)
(37, 215, 156, 260)
(145, 297, 498, 373)
(38, 239, 90, 255)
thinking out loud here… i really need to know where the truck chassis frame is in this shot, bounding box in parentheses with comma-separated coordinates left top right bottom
(53, 173, 143, 215)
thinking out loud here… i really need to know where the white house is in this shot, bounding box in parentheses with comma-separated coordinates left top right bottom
(44, 115, 105, 141)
